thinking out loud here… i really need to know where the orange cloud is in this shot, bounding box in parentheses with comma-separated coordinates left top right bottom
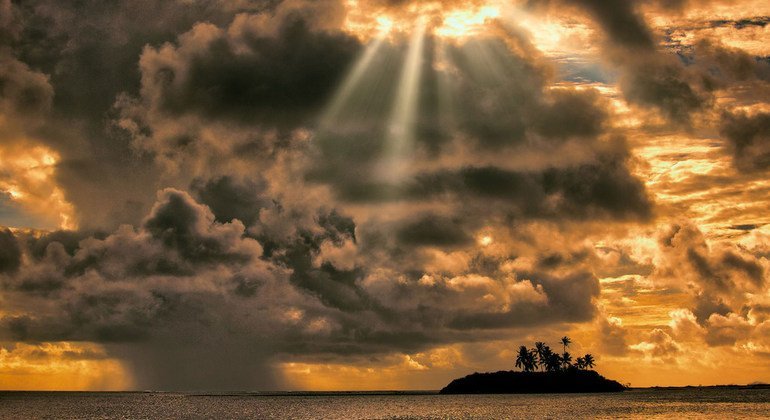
(0, 142, 76, 230)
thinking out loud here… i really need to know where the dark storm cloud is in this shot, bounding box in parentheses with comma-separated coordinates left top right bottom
(1, 189, 267, 333)
(191, 176, 271, 227)
(143, 15, 360, 126)
(0, 188, 360, 347)
(0, 54, 52, 117)
(619, 56, 708, 123)
(565, 0, 656, 49)
(0, 228, 21, 273)
(332, 148, 651, 222)
(251, 205, 381, 321)
(0, 189, 297, 389)
(720, 111, 770, 172)
(27, 229, 105, 260)
(396, 214, 473, 248)
(412, 154, 651, 220)
(0, 0, 285, 229)
(10, 0, 274, 120)
(143, 189, 255, 264)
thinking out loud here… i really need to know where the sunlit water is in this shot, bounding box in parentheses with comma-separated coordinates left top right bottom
(1, 388, 769, 419)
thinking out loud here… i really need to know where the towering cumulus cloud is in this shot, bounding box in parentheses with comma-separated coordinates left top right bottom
(1, 0, 769, 390)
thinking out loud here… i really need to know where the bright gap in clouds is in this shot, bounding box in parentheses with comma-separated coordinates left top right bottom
(344, 1, 503, 42)
(0, 143, 77, 230)
(317, 0, 517, 184)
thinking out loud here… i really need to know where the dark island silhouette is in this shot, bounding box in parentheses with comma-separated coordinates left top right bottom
(440, 336, 626, 394)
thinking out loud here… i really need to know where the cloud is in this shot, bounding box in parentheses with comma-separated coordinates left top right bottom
(0, 0, 287, 230)
(630, 328, 681, 360)
(597, 315, 629, 356)
(135, 12, 358, 127)
(721, 111, 770, 172)
(0, 180, 614, 388)
(409, 153, 651, 220)
(191, 176, 271, 227)
(565, 0, 656, 49)
(709, 16, 770, 30)
(705, 312, 753, 346)
(0, 228, 21, 274)
(646, 223, 770, 357)
(0, 54, 52, 118)
(0, 189, 295, 389)
(395, 214, 473, 248)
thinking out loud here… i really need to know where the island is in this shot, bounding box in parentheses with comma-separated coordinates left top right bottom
(440, 336, 627, 394)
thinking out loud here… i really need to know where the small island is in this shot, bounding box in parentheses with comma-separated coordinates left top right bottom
(440, 336, 626, 394)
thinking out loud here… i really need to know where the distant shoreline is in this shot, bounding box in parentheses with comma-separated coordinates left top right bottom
(634, 383, 770, 391)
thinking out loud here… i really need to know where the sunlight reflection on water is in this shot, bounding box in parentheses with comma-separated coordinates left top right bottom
(1, 388, 769, 419)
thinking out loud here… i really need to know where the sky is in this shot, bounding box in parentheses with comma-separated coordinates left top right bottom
(0, 0, 769, 391)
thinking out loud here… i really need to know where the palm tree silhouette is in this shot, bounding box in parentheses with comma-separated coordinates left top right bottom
(534, 342, 547, 371)
(545, 352, 561, 372)
(560, 336, 572, 370)
(515, 346, 537, 372)
(511, 337, 596, 373)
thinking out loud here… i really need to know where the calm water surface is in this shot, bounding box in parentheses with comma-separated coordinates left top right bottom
(1, 388, 769, 419)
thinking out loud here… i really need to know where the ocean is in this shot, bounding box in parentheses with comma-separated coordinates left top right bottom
(1, 388, 769, 419)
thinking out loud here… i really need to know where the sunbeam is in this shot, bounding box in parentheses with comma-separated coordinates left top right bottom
(319, 30, 389, 130)
(435, 38, 458, 131)
(457, 38, 509, 85)
(379, 17, 428, 182)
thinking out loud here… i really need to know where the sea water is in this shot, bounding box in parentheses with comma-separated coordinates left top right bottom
(1, 388, 769, 419)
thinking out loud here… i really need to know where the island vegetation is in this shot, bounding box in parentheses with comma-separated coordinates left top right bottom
(440, 336, 626, 394)
(514, 336, 595, 373)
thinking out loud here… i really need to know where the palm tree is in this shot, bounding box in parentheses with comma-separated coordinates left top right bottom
(511, 337, 593, 373)
(515, 346, 537, 372)
(545, 352, 562, 372)
(560, 336, 572, 370)
(575, 357, 585, 370)
(528, 349, 538, 372)
(534, 342, 547, 371)
(539, 345, 554, 372)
